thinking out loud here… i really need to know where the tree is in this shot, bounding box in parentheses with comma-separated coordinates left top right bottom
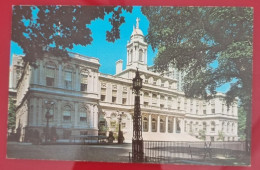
(12, 6, 132, 65)
(142, 7, 252, 151)
(8, 98, 16, 131)
(238, 106, 247, 141)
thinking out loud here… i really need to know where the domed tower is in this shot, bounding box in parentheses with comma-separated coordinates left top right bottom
(126, 18, 148, 70)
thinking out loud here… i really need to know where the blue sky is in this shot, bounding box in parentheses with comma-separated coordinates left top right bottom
(9, 6, 230, 93)
(10, 7, 157, 75)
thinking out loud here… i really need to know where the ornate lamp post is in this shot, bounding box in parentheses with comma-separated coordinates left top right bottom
(44, 101, 54, 143)
(132, 68, 144, 162)
(117, 110, 124, 144)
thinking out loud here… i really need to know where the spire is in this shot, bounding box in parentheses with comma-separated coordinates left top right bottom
(136, 17, 140, 29)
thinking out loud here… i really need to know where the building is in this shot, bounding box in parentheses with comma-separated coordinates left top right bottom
(11, 19, 238, 142)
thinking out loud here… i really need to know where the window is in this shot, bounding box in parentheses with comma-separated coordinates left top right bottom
(203, 110, 206, 115)
(110, 121, 116, 128)
(203, 122, 207, 131)
(80, 73, 88, 92)
(112, 96, 116, 103)
(139, 49, 143, 62)
(122, 92, 127, 104)
(211, 109, 215, 114)
(160, 119, 165, 132)
(112, 90, 117, 103)
(143, 117, 148, 132)
(63, 106, 71, 122)
(46, 66, 55, 87)
(122, 123, 126, 128)
(101, 95, 106, 101)
(211, 121, 216, 132)
(64, 71, 72, 89)
(190, 121, 193, 132)
(176, 119, 181, 133)
(101, 88, 106, 101)
(122, 98, 127, 105)
(160, 104, 164, 109)
(168, 119, 173, 133)
(144, 102, 148, 106)
(79, 108, 87, 122)
(152, 118, 157, 132)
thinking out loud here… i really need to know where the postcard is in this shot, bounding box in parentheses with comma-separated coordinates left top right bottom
(2, 3, 258, 170)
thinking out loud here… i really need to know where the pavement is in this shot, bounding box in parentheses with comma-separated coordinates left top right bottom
(7, 142, 132, 162)
(6, 142, 250, 166)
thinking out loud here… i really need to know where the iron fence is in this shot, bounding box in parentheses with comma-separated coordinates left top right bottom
(142, 141, 246, 163)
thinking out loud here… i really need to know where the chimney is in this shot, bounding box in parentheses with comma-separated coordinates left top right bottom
(116, 60, 123, 74)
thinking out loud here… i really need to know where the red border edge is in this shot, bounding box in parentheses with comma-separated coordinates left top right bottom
(0, 1, 259, 170)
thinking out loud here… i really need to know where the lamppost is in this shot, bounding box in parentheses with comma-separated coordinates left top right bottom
(117, 110, 124, 144)
(132, 68, 144, 162)
(44, 101, 54, 143)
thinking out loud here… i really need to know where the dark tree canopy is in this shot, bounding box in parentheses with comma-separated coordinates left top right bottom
(142, 7, 253, 146)
(8, 98, 16, 130)
(142, 7, 252, 107)
(12, 6, 132, 64)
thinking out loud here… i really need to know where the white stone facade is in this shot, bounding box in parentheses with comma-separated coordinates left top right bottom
(12, 19, 238, 142)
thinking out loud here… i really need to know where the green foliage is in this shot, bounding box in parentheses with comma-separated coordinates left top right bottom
(142, 7, 252, 106)
(238, 106, 246, 140)
(217, 131, 225, 141)
(8, 98, 16, 130)
(12, 6, 132, 65)
(198, 130, 206, 141)
(142, 7, 253, 142)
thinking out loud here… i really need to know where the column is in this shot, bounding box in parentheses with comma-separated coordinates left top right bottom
(58, 64, 62, 88)
(148, 114, 152, 132)
(32, 98, 37, 126)
(93, 105, 98, 129)
(74, 102, 78, 127)
(33, 67, 37, 84)
(89, 104, 94, 128)
(181, 118, 185, 133)
(57, 100, 62, 126)
(38, 98, 43, 125)
(157, 115, 160, 133)
(39, 61, 44, 85)
(165, 116, 168, 133)
(173, 117, 176, 133)
(75, 67, 79, 91)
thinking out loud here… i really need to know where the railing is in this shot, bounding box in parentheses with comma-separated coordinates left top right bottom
(142, 141, 246, 163)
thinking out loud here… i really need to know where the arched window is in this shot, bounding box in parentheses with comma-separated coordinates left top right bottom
(152, 118, 157, 132)
(160, 119, 165, 132)
(64, 66, 73, 90)
(63, 106, 71, 122)
(139, 49, 143, 62)
(80, 70, 88, 92)
(79, 108, 87, 122)
(211, 121, 216, 132)
(45, 62, 56, 87)
(143, 117, 148, 132)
